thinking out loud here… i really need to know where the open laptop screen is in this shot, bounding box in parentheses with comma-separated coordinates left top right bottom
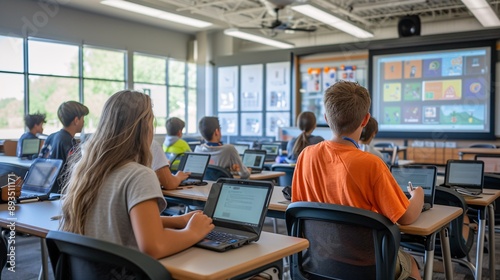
(212, 183, 270, 227)
(23, 158, 63, 193)
(231, 144, 250, 156)
(21, 138, 41, 158)
(179, 153, 211, 180)
(390, 165, 436, 204)
(445, 160, 484, 190)
(474, 154, 500, 173)
(260, 144, 280, 156)
(242, 150, 266, 169)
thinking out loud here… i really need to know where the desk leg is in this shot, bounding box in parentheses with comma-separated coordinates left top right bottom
(423, 233, 436, 280)
(487, 204, 495, 280)
(475, 208, 486, 280)
(38, 238, 49, 280)
(439, 227, 453, 280)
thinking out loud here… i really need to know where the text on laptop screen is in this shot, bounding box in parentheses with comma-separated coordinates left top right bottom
(261, 144, 279, 155)
(213, 184, 269, 227)
(183, 154, 209, 175)
(447, 162, 483, 186)
(242, 153, 265, 169)
(22, 139, 40, 155)
(24, 162, 60, 192)
(475, 155, 500, 173)
(391, 167, 435, 195)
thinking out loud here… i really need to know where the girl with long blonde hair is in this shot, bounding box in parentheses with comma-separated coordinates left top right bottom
(61, 90, 213, 259)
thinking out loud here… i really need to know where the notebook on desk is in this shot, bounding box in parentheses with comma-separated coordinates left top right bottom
(18, 158, 63, 202)
(444, 160, 484, 195)
(241, 150, 266, 174)
(260, 143, 280, 161)
(390, 165, 437, 211)
(197, 178, 274, 252)
(177, 153, 211, 186)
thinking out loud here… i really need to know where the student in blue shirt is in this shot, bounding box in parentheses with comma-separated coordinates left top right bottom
(16, 113, 46, 157)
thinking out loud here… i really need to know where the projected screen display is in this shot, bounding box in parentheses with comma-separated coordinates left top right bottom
(370, 41, 495, 139)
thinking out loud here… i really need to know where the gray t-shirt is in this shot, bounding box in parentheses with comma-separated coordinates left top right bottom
(84, 162, 166, 249)
(194, 144, 250, 179)
(151, 140, 170, 171)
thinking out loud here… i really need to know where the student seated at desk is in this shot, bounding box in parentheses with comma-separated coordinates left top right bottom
(292, 81, 424, 280)
(358, 117, 387, 164)
(151, 140, 190, 190)
(194, 116, 250, 179)
(286, 111, 324, 163)
(163, 117, 192, 157)
(61, 90, 214, 259)
(16, 113, 46, 158)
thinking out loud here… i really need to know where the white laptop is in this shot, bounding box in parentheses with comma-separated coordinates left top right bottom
(196, 178, 274, 252)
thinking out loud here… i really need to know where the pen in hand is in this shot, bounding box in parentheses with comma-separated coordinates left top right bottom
(408, 181, 414, 192)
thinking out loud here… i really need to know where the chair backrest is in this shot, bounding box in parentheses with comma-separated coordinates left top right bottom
(270, 164, 295, 187)
(433, 187, 474, 258)
(379, 146, 399, 166)
(0, 163, 29, 179)
(203, 165, 233, 181)
(286, 202, 400, 280)
(45, 231, 172, 280)
(469, 143, 496, 149)
(3, 140, 17, 156)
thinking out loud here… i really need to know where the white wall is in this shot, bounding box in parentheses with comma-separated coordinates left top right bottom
(0, 0, 192, 59)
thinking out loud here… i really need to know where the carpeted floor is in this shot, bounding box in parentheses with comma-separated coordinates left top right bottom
(2, 219, 499, 280)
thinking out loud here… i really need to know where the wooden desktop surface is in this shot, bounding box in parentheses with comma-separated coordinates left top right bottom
(398, 205, 462, 236)
(160, 231, 308, 280)
(240, 170, 286, 180)
(0, 200, 309, 280)
(461, 188, 500, 207)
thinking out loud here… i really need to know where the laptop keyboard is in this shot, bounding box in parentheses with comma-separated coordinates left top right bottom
(205, 231, 247, 244)
(179, 180, 208, 186)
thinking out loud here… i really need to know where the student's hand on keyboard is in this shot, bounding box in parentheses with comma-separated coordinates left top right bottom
(186, 212, 214, 240)
(175, 171, 191, 183)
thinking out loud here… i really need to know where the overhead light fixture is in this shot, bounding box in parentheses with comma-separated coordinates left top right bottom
(461, 0, 500, 27)
(291, 4, 374, 39)
(101, 0, 212, 28)
(352, 0, 427, 12)
(223, 29, 294, 49)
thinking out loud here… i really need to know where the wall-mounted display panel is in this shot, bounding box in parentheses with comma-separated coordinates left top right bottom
(240, 64, 263, 111)
(218, 66, 238, 112)
(241, 113, 263, 136)
(266, 62, 290, 111)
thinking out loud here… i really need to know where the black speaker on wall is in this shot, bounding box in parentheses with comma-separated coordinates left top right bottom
(398, 15, 421, 37)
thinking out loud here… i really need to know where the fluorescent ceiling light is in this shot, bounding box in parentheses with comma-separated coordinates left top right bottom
(101, 0, 212, 28)
(292, 4, 373, 39)
(461, 0, 500, 27)
(224, 29, 294, 49)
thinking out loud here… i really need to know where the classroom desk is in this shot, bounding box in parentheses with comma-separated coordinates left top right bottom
(0, 155, 35, 167)
(399, 205, 462, 280)
(0, 200, 309, 280)
(457, 148, 500, 159)
(164, 184, 462, 280)
(462, 189, 500, 280)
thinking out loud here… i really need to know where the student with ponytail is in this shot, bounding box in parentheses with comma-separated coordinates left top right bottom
(286, 111, 324, 163)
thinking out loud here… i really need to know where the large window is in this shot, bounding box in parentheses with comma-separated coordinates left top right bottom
(0, 36, 24, 139)
(83, 46, 126, 132)
(0, 35, 197, 139)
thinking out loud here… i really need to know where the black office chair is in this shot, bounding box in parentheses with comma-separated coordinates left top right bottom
(469, 143, 496, 149)
(286, 202, 400, 280)
(401, 187, 475, 275)
(0, 163, 29, 179)
(46, 231, 172, 280)
(270, 164, 295, 187)
(203, 165, 233, 181)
